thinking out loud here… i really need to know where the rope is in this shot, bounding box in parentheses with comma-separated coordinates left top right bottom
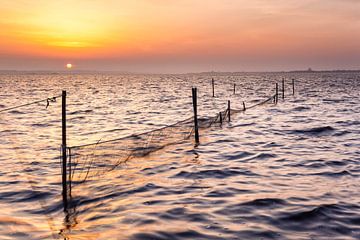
(245, 94, 276, 110)
(63, 89, 287, 186)
(69, 93, 276, 149)
(0, 95, 62, 113)
(69, 115, 193, 149)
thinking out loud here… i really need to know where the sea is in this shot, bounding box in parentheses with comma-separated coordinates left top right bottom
(0, 72, 359, 239)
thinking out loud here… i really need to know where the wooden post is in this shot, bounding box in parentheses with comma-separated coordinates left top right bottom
(292, 78, 295, 95)
(243, 101, 246, 111)
(219, 112, 223, 126)
(192, 88, 200, 144)
(228, 100, 231, 122)
(282, 78, 285, 100)
(275, 83, 279, 104)
(212, 78, 215, 97)
(62, 90, 68, 210)
(233, 83, 236, 94)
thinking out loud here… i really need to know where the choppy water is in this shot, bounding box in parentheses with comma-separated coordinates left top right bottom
(0, 72, 359, 239)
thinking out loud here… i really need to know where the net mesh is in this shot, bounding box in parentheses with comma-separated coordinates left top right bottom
(66, 93, 276, 187)
(68, 117, 193, 184)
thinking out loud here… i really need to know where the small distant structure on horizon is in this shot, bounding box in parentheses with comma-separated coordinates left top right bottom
(307, 68, 314, 72)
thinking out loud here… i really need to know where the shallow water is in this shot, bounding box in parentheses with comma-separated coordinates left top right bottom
(0, 72, 359, 239)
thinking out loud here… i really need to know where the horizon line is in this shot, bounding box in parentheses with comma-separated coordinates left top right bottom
(0, 68, 360, 75)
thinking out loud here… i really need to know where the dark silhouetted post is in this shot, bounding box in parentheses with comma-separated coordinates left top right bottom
(212, 78, 215, 97)
(292, 78, 295, 95)
(228, 100, 231, 122)
(282, 78, 285, 100)
(233, 83, 236, 94)
(243, 101, 246, 111)
(219, 112, 223, 126)
(275, 83, 279, 104)
(62, 90, 68, 210)
(192, 88, 200, 144)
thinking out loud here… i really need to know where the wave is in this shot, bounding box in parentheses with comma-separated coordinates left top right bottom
(69, 109, 93, 115)
(172, 168, 258, 179)
(291, 126, 335, 136)
(292, 106, 311, 111)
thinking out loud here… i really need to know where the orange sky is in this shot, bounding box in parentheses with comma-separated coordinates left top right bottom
(0, 0, 359, 72)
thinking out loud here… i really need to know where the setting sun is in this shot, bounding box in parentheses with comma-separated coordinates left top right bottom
(66, 63, 72, 69)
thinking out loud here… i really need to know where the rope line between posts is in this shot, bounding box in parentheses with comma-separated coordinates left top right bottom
(65, 92, 279, 184)
(69, 93, 277, 150)
(69, 116, 193, 149)
(0, 94, 62, 113)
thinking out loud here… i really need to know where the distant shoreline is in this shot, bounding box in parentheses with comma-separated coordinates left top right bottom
(0, 69, 359, 75)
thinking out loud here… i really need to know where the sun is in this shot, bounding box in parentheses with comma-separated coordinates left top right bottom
(66, 63, 72, 69)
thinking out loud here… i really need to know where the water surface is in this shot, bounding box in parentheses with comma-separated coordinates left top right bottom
(0, 72, 359, 239)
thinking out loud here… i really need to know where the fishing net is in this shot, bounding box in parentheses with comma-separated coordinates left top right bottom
(67, 117, 194, 184)
(66, 93, 276, 188)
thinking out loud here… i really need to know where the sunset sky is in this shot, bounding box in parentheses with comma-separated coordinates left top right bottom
(0, 0, 359, 73)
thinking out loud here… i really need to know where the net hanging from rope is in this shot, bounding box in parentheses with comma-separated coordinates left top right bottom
(65, 93, 277, 186)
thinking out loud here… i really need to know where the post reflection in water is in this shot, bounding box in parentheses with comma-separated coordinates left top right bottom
(60, 179, 78, 240)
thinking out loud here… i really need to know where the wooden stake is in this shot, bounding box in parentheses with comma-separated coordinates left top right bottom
(212, 78, 215, 97)
(219, 112, 223, 126)
(228, 100, 231, 122)
(292, 78, 295, 95)
(233, 83, 236, 94)
(192, 88, 200, 144)
(275, 83, 279, 104)
(243, 101, 246, 111)
(282, 78, 285, 100)
(62, 90, 68, 210)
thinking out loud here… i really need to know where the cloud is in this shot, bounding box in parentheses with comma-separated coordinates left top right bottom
(0, 0, 359, 71)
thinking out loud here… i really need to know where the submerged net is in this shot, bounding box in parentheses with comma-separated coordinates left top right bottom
(67, 117, 194, 184)
(66, 93, 277, 188)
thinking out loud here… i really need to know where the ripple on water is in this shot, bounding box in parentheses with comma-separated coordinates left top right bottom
(291, 126, 336, 136)
(310, 169, 355, 178)
(292, 106, 311, 112)
(1, 189, 52, 203)
(131, 230, 224, 240)
(215, 198, 288, 217)
(204, 188, 253, 198)
(275, 203, 360, 236)
(172, 168, 258, 179)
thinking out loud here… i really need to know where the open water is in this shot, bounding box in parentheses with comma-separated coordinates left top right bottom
(0, 72, 359, 239)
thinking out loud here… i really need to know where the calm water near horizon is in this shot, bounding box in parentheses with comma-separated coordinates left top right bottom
(0, 72, 359, 239)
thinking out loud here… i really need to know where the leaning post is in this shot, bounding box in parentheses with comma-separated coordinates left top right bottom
(192, 88, 200, 144)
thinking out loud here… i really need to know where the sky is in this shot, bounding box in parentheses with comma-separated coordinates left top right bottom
(0, 0, 359, 73)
